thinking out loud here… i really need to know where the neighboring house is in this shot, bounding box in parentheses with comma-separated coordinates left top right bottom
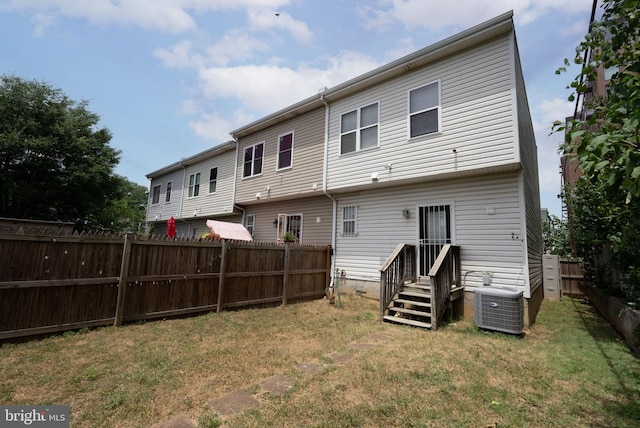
(146, 141, 240, 237)
(230, 105, 333, 244)
(146, 11, 542, 325)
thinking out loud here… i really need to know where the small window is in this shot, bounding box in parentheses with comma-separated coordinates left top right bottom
(342, 206, 357, 236)
(340, 103, 379, 154)
(245, 214, 255, 236)
(188, 173, 200, 197)
(152, 185, 161, 204)
(409, 81, 440, 138)
(209, 167, 218, 193)
(243, 142, 264, 178)
(277, 131, 294, 170)
(165, 181, 172, 202)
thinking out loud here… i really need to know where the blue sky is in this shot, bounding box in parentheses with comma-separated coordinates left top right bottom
(0, 0, 597, 217)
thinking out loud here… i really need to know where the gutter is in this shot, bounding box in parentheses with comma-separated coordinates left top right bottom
(321, 94, 337, 289)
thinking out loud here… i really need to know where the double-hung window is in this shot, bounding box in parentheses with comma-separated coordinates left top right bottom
(277, 131, 294, 170)
(165, 181, 172, 202)
(151, 185, 161, 204)
(209, 167, 218, 193)
(188, 173, 200, 197)
(409, 81, 440, 138)
(342, 206, 357, 236)
(340, 102, 379, 154)
(243, 142, 264, 178)
(245, 214, 255, 236)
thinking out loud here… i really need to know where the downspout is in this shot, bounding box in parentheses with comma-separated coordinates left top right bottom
(229, 138, 245, 224)
(321, 94, 337, 290)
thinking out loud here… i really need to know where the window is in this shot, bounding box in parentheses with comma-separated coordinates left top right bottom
(277, 213, 302, 242)
(277, 131, 294, 170)
(342, 206, 357, 236)
(152, 185, 161, 204)
(409, 81, 440, 138)
(165, 181, 172, 202)
(209, 167, 218, 193)
(243, 142, 264, 178)
(245, 214, 255, 236)
(188, 173, 200, 197)
(340, 102, 379, 154)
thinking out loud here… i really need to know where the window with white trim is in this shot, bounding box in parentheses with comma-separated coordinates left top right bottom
(151, 185, 161, 204)
(409, 81, 440, 138)
(276, 213, 302, 243)
(208, 167, 218, 193)
(277, 131, 294, 170)
(340, 102, 379, 154)
(245, 214, 255, 236)
(243, 142, 264, 178)
(165, 181, 172, 202)
(188, 173, 200, 197)
(342, 205, 357, 236)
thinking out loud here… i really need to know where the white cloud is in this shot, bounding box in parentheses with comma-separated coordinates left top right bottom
(247, 9, 313, 43)
(189, 108, 255, 141)
(204, 31, 271, 66)
(359, 0, 594, 31)
(196, 51, 382, 113)
(154, 40, 202, 69)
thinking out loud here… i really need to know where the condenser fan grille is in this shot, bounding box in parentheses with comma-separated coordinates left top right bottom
(474, 287, 524, 334)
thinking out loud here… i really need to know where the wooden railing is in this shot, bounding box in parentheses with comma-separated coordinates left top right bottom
(379, 243, 417, 319)
(428, 244, 461, 329)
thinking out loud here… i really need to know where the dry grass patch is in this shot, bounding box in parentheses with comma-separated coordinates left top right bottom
(1, 295, 639, 427)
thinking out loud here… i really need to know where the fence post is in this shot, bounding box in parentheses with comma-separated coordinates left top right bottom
(114, 233, 133, 326)
(217, 239, 228, 313)
(282, 243, 290, 306)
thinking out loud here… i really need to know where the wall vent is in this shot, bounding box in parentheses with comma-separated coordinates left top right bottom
(474, 286, 524, 334)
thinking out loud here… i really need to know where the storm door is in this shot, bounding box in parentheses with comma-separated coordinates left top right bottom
(418, 205, 452, 276)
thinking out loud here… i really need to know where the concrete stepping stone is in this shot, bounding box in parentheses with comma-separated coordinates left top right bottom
(350, 343, 374, 351)
(150, 414, 196, 428)
(208, 390, 260, 416)
(259, 375, 296, 394)
(298, 362, 324, 375)
(328, 352, 355, 363)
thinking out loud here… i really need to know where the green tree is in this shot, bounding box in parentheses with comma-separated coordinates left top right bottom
(555, 0, 640, 299)
(542, 213, 570, 257)
(0, 74, 122, 227)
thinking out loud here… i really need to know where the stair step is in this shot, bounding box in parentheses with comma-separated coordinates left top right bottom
(399, 290, 432, 299)
(394, 298, 432, 308)
(383, 315, 432, 329)
(403, 283, 431, 292)
(387, 306, 432, 317)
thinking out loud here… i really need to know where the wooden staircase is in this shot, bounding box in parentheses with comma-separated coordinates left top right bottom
(382, 282, 433, 329)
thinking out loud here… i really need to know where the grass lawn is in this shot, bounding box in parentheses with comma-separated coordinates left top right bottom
(1, 294, 639, 427)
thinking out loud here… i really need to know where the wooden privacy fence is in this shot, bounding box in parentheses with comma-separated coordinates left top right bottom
(560, 259, 586, 297)
(0, 233, 331, 340)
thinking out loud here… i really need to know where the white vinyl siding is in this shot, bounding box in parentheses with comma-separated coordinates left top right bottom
(146, 169, 184, 223)
(334, 173, 526, 291)
(235, 107, 325, 204)
(327, 36, 515, 191)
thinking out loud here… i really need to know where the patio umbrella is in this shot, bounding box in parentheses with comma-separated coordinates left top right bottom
(167, 216, 176, 238)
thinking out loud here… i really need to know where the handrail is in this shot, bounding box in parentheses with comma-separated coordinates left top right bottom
(379, 243, 417, 319)
(428, 244, 461, 329)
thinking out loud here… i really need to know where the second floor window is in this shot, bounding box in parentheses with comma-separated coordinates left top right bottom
(209, 167, 218, 193)
(243, 142, 264, 178)
(277, 131, 293, 170)
(340, 102, 379, 154)
(151, 185, 161, 204)
(409, 81, 440, 138)
(188, 173, 200, 197)
(165, 181, 172, 202)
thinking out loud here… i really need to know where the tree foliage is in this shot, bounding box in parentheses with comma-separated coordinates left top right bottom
(555, 0, 640, 299)
(542, 214, 570, 257)
(0, 74, 145, 232)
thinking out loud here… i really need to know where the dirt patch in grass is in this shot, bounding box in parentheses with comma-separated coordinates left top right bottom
(1, 296, 639, 427)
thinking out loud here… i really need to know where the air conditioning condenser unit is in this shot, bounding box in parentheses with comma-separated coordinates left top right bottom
(474, 286, 524, 334)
